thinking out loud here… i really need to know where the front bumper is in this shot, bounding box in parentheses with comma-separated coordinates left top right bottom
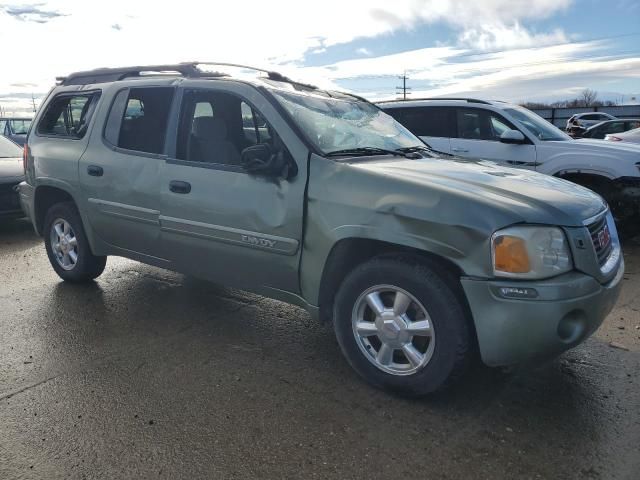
(461, 259, 624, 367)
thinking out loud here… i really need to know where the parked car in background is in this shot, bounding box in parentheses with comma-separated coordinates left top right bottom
(581, 119, 640, 139)
(18, 63, 624, 396)
(605, 126, 640, 144)
(379, 98, 640, 222)
(0, 117, 32, 146)
(0, 135, 24, 218)
(566, 112, 616, 132)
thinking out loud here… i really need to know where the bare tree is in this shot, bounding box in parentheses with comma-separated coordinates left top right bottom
(580, 89, 598, 107)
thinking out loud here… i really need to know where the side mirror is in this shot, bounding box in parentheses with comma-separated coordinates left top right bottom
(241, 143, 296, 179)
(500, 130, 526, 144)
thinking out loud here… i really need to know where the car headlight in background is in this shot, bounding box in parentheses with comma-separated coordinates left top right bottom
(491, 226, 573, 279)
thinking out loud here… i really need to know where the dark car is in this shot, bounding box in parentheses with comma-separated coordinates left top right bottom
(0, 135, 24, 218)
(581, 119, 640, 139)
(0, 117, 32, 146)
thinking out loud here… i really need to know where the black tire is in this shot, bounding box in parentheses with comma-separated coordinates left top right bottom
(44, 201, 106, 282)
(333, 255, 472, 396)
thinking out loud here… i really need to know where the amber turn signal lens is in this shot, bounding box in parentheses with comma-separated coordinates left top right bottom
(493, 235, 531, 273)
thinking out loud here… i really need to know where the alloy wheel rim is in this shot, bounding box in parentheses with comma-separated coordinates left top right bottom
(50, 218, 78, 271)
(351, 284, 436, 376)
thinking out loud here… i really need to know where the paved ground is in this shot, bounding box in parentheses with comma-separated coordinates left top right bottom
(1, 218, 639, 480)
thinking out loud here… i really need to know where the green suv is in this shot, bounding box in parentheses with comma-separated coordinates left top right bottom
(19, 63, 624, 395)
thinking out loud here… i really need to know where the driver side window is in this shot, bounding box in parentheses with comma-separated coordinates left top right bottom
(176, 91, 280, 168)
(455, 108, 517, 141)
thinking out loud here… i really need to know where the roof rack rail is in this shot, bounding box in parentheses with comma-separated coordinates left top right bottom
(195, 62, 317, 90)
(377, 97, 492, 105)
(56, 62, 225, 86)
(56, 61, 318, 90)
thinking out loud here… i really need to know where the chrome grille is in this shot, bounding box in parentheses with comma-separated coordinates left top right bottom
(586, 214, 613, 267)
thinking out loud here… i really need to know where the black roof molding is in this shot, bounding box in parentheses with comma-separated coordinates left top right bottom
(56, 62, 318, 90)
(56, 63, 225, 86)
(378, 97, 492, 105)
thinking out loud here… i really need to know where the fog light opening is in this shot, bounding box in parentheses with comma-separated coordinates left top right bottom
(557, 311, 587, 344)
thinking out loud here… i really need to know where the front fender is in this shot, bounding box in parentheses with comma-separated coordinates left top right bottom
(300, 220, 491, 306)
(536, 143, 640, 178)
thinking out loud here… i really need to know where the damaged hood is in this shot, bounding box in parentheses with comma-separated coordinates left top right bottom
(348, 156, 606, 227)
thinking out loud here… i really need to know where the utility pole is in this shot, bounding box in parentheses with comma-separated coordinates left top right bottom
(396, 71, 411, 100)
(31, 93, 37, 113)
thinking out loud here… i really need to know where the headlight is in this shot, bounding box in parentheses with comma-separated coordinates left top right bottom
(491, 226, 573, 279)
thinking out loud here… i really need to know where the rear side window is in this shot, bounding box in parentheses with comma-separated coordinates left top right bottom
(385, 107, 456, 138)
(37, 93, 100, 138)
(105, 87, 174, 155)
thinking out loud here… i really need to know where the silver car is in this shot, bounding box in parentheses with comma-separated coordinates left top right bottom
(605, 126, 640, 144)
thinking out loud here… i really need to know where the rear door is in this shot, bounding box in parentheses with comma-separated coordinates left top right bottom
(79, 86, 174, 259)
(449, 107, 537, 169)
(159, 83, 308, 294)
(384, 106, 454, 153)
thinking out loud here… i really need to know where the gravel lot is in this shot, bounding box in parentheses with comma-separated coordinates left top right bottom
(1, 218, 639, 479)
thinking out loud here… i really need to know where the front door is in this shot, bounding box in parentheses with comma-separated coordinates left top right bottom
(449, 107, 537, 170)
(159, 84, 308, 294)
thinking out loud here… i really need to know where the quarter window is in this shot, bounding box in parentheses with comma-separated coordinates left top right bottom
(37, 93, 100, 138)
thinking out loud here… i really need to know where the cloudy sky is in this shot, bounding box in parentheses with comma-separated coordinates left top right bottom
(1, 0, 639, 115)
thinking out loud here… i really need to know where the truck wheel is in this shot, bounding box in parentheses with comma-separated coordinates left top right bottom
(44, 201, 107, 282)
(333, 256, 472, 396)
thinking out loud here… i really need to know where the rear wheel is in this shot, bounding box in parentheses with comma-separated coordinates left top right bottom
(333, 256, 472, 396)
(44, 202, 106, 282)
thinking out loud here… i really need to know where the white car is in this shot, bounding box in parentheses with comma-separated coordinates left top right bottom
(379, 98, 640, 220)
(606, 126, 640, 144)
(567, 112, 616, 131)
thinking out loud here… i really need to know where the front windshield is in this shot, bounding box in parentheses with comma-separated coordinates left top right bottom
(9, 119, 31, 135)
(0, 135, 23, 158)
(271, 89, 420, 154)
(505, 107, 570, 141)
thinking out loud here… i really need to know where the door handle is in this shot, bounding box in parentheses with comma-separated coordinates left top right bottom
(87, 165, 104, 177)
(169, 180, 191, 194)
(451, 148, 469, 153)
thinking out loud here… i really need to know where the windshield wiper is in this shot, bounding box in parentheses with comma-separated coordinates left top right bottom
(325, 147, 419, 159)
(396, 145, 434, 154)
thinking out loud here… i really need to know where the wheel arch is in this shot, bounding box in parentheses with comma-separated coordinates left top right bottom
(316, 237, 468, 324)
(553, 170, 615, 200)
(34, 184, 78, 235)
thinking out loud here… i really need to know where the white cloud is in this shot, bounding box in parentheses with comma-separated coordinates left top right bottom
(457, 23, 569, 51)
(1, 0, 636, 113)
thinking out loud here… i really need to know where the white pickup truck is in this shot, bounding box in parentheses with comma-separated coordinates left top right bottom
(380, 98, 640, 221)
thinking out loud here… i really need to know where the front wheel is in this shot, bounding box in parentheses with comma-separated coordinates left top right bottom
(333, 256, 472, 396)
(44, 202, 107, 282)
